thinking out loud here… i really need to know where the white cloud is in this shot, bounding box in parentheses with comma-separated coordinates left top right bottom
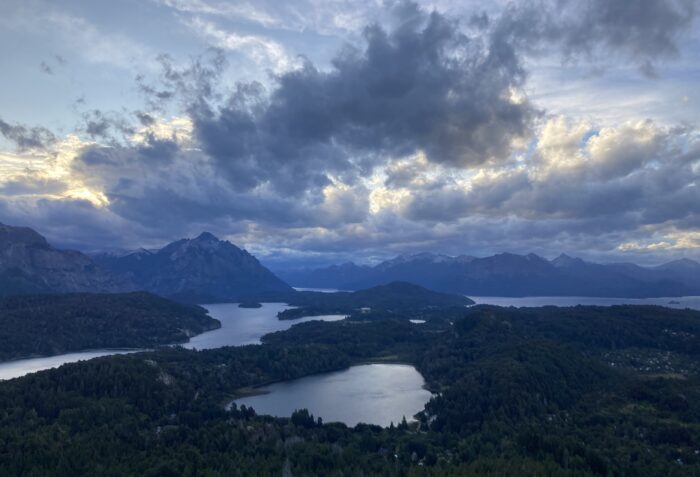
(185, 17, 299, 73)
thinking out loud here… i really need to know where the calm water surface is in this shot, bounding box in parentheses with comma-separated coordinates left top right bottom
(0, 349, 142, 381)
(471, 296, 700, 310)
(0, 303, 345, 380)
(233, 363, 433, 427)
(184, 303, 345, 349)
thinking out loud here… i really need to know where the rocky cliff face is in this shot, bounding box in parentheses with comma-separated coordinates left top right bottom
(0, 223, 122, 296)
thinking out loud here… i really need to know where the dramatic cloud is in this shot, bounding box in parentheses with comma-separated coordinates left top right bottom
(491, 0, 698, 75)
(0, 0, 699, 264)
(190, 2, 535, 198)
(392, 118, 700, 254)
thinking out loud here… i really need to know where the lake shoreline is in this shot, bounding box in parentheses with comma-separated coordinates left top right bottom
(0, 326, 223, 367)
(6, 297, 699, 381)
(230, 362, 434, 427)
(0, 347, 148, 366)
(227, 359, 435, 410)
(231, 356, 420, 400)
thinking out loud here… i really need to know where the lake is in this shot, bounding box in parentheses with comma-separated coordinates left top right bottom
(471, 295, 700, 310)
(0, 303, 345, 380)
(233, 363, 433, 427)
(0, 349, 142, 381)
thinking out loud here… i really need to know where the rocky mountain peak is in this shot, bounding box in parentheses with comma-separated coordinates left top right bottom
(193, 231, 219, 243)
(551, 253, 585, 268)
(95, 231, 291, 302)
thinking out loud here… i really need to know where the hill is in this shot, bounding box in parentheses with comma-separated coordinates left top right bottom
(0, 292, 220, 361)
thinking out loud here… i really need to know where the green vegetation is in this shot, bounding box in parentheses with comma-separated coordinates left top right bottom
(238, 301, 263, 309)
(0, 292, 220, 361)
(276, 281, 474, 320)
(0, 304, 698, 475)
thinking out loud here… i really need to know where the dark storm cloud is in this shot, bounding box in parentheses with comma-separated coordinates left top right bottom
(186, 0, 698, 198)
(560, 0, 695, 61)
(3, 0, 698, 261)
(493, 0, 698, 75)
(186, 2, 536, 195)
(136, 134, 179, 162)
(73, 139, 178, 173)
(0, 118, 56, 151)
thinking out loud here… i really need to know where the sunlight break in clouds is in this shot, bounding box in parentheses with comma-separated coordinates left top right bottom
(0, 0, 698, 264)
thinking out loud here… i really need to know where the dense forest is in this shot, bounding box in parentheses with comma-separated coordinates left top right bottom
(0, 304, 698, 475)
(0, 292, 220, 361)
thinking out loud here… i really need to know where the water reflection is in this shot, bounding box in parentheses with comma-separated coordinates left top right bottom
(0, 303, 345, 380)
(471, 296, 700, 309)
(0, 349, 142, 381)
(233, 363, 433, 427)
(184, 303, 346, 349)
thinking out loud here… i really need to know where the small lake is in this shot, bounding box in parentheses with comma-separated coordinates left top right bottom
(233, 363, 433, 427)
(471, 295, 700, 310)
(0, 303, 345, 380)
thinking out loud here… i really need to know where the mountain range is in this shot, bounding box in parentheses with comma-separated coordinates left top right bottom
(277, 252, 700, 298)
(3, 222, 699, 300)
(0, 223, 291, 302)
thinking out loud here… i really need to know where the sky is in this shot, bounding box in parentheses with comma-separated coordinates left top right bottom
(0, 0, 699, 268)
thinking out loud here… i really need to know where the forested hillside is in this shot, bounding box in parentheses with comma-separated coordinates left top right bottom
(276, 281, 475, 320)
(0, 304, 698, 475)
(0, 292, 220, 361)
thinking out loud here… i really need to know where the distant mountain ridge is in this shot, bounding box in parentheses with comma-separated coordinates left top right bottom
(277, 252, 700, 298)
(3, 222, 698, 300)
(0, 223, 292, 302)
